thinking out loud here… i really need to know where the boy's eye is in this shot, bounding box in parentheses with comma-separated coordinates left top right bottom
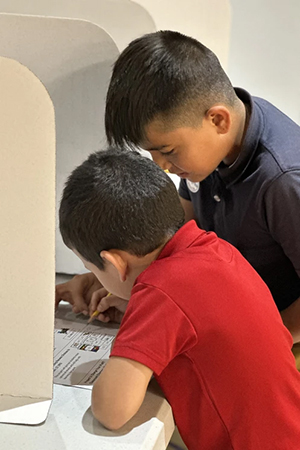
(161, 149, 174, 156)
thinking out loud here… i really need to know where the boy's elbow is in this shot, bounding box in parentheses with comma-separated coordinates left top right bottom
(91, 385, 137, 430)
(91, 401, 132, 430)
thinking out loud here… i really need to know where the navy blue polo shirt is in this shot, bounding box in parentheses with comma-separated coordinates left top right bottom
(179, 88, 300, 311)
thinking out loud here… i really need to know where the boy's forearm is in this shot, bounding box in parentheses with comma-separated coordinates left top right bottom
(91, 356, 153, 430)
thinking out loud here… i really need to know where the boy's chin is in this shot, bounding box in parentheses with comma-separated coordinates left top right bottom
(186, 174, 202, 183)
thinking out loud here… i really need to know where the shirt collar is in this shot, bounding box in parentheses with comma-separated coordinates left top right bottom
(157, 221, 205, 260)
(218, 88, 265, 187)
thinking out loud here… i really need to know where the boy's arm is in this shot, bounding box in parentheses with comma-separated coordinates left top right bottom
(281, 296, 300, 343)
(91, 356, 153, 430)
(180, 196, 196, 223)
(263, 171, 300, 343)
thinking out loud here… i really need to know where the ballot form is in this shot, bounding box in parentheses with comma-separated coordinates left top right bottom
(54, 308, 118, 388)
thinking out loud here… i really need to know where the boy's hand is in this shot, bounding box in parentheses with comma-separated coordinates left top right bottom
(89, 291, 128, 324)
(55, 272, 102, 315)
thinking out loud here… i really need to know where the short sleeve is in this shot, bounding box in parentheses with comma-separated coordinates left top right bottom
(111, 283, 197, 375)
(264, 170, 300, 275)
(178, 178, 191, 201)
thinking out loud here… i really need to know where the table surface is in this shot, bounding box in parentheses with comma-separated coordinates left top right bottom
(0, 381, 174, 450)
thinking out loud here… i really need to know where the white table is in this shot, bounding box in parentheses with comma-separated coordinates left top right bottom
(0, 381, 174, 450)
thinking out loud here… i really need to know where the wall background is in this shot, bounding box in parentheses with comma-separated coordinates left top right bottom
(134, 0, 231, 68)
(227, 0, 300, 124)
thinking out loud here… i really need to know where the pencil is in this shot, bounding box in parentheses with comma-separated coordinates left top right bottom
(88, 292, 112, 324)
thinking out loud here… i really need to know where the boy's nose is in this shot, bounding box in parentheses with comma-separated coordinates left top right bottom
(151, 152, 172, 171)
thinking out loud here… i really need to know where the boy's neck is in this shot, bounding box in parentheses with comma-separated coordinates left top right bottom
(126, 238, 170, 285)
(223, 98, 249, 166)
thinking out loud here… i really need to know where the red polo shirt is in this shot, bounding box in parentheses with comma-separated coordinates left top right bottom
(111, 221, 300, 449)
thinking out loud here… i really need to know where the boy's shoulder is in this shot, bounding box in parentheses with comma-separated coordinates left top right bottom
(227, 89, 300, 181)
(251, 93, 300, 170)
(136, 221, 251, 295)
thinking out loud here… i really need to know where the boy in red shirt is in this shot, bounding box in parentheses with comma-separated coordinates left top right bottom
(59, 148, 300, 450)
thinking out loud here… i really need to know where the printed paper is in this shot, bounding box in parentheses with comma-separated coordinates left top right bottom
(54, 307, 118, 388)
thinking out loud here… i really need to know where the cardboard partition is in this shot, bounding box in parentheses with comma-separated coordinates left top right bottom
(0, 13, 119, 274)
(0, 56, 55, 424)
(0, 0, 156, 51)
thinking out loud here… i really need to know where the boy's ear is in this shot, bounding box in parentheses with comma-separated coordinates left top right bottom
(100, 250, 128, 282)
(205, 105, 231, 134)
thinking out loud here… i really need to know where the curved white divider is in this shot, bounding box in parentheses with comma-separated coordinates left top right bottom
(0, 0, 156, 51)
(0, 13, 119, 273)
(0, 56, 55, 424)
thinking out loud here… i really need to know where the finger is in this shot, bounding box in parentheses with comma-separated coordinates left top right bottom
(89, 288, 109, 315)
(71, 294, 89, 315)
(96, 307, 124, 324)
(97, 295, 125, 313)
(96, 313, 111, 323)
(55, 284, 73, 309)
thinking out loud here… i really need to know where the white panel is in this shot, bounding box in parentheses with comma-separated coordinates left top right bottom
(0, 0, 156, 51)
(0, 14, 119, 273)
(0, 56, 55, 423)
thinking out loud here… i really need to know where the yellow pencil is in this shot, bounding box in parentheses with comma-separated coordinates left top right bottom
(88, 292, 112, 324)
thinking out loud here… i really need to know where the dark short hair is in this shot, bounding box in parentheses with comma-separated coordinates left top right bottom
(105, 30, 236, 148)
(59, 148, 185, 270)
